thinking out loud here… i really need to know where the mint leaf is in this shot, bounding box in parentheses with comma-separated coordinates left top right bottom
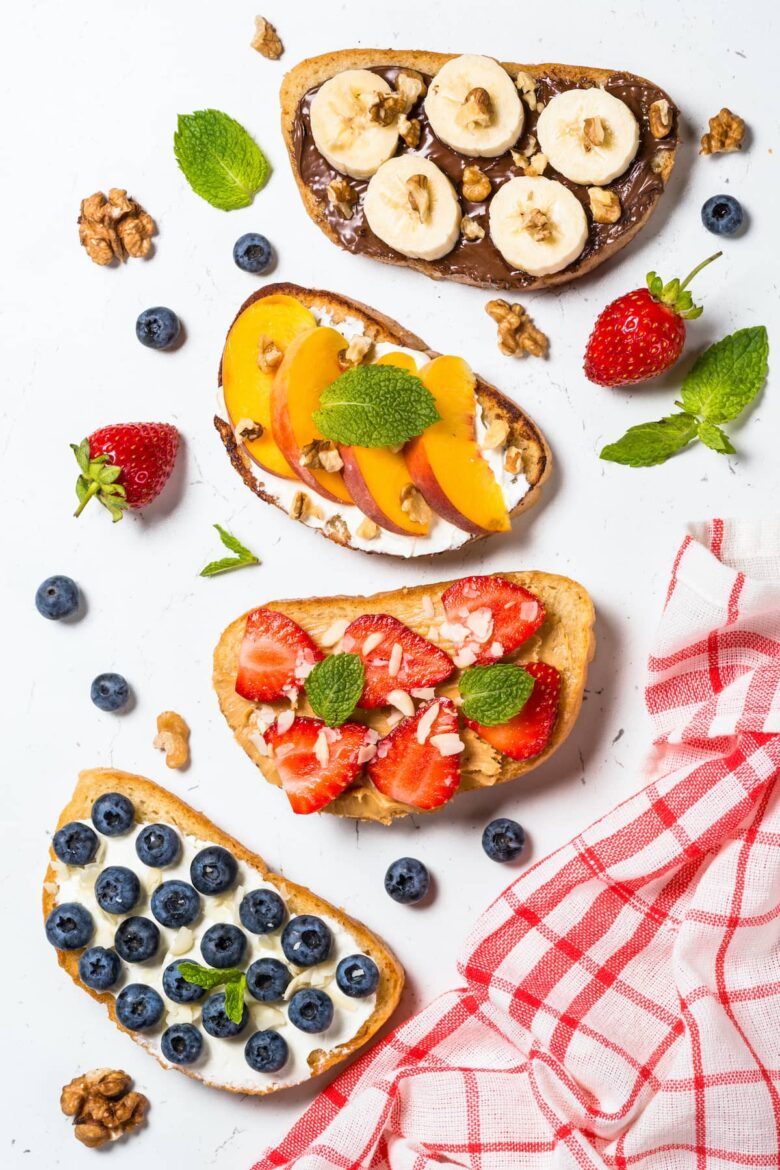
(680, 326, 769, 423)
(224, 974, 246, 1025)
(697, 420, 736, 455)
(200, 524, 259, 577)
(600, 413, 698, 468)
(178, 962, 244, 990)
(459, 664, 535, 726)
(313, 365, 439, 447)
(305, 653, 365, 727)
(174, 110, 270, 211)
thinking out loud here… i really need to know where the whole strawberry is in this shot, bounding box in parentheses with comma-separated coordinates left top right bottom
(72, 422, 179, 521)
(584, 253, 721, 387)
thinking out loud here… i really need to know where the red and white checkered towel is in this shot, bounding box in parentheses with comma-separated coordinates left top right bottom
(256, 518, 780, 1170)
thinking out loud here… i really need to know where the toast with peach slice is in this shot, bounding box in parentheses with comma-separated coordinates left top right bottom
(215, 283, 550, 558)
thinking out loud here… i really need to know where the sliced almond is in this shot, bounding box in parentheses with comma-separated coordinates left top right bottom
(430, 732, 465, 757)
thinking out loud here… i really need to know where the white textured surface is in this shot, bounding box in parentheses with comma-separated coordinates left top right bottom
(1, 1, 776, 1166)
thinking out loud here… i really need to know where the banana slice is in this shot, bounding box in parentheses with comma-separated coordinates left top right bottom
(424, 55, 524, 158)
(310, 69, 400, 180)
(536, 88, 639, 185)
(489, 176, 588, 276)
(364, 155, 461, 261)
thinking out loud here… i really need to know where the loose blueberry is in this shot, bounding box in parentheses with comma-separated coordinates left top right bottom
(281, 915, 332, 967)
(135, 306, 180, 350)
(35, 575, 79, 620)
(202, 992, 248, 1038)
(52, 821, 99, 866)
(135, 823, 181, 868)
(288, 988, 334, 1034)
(79, 946, 121, 991)
(45, 902, 94, 950)
(90, 673, 130, 713)
(701, 194, 744, 236)
(384, 857, 429, 904)
(336, 954, 380, 998)
(233, 233, 273, 275)
(200, 923, 247, 969)
(116, 983, 164, 1031)
(481, 817, 526, 863)
(161, 1023, 203, 1065)
(239, 888, 286, 934)
(91, 792, 135, 836)
(114, 916, 160, 963)
(151, 880, 201, 928)
(246, 957, 292, 1003)
(190, 846, 238, 895)
(95, 866, 141, 915)
(245, 1029, 288, 1073)
(162, 960, 206, 1004)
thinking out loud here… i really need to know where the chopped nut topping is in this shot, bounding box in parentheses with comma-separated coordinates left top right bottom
(461, 164, 491, 202)
(526, 151, 548, 176)
(588, 186, 622, 224)
(456, 86, 493, 129)
(251, 16, 283, 59)
(289, 491, 324, 522)
(583, 116, 606, 150)
(154, 710, 190, 769)
(522, 207, 552, 242)
(369, 91, 407, 126)
(356, 516, 380, 540)
(337, 333, 374, 369)
(700, 107, 746, 154)
(398, 114, 422, 148)
(648, 98, 673, 139)
(257, 335, 283, 373)
(461, 214, 485, 241)
(396, 69, 427, 108)
(323, 515, 350, 545)
(481, 417, 510, 449)
(485, 299, 549, 359)
(406, 174, 432, 222)
(504, 445, 525, 475)
(400, 483, 432, 525)
(515, 71, 538, 110)
(235, 417, 264, 442)
(61, 1070, 147, 1149)
(326, 176, 358, 220)
(300, 438, 344, 473)
(78, 189, 156, 266)
(320, 618, 349, 646)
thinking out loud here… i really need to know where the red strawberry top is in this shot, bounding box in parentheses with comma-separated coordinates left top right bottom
(341, 613, 454, 708)
(441, 575, 545, 665)
(72, 422, 179, 521)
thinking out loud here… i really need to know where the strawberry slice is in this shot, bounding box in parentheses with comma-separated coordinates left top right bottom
(236, 608, 323, 702)
(341, 614, 454, 709)
(464, 662, 560, 760)
(441, 575, 545, 665)
(264, 716, 373, 814)
(367, 697, 462, 809)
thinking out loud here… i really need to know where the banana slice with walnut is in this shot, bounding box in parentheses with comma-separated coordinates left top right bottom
(490, 177, 588, 276)
(364, 155, 461, 261)
(536, 88, 639, 185)
(424, 54, 524, 157)
(309, 69, 402, 179)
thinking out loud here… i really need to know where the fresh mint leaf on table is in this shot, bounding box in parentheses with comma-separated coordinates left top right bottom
(174, 109, 270, 211)
(459, 664, 535, 726)
(601, 327, 769, 468)
(200, 524, 259, 577)
(313, 365, 440, 447)
(305, 653, 365, 727)
(178, 962, 246, 1024)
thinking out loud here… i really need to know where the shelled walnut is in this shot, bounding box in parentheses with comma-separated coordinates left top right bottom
(326, 176, 358, 220)
(485, 299, 549, 359)
(588, 187, 622, 224)
(700, 107, 746, 154)
(461, 165, 491, 202)
(78, 189, 156, 267)
(649, 98, 673, 139)
(61, 1069, 148, 1149)
(300, 439, 343, 473)
(251, 16, 283, 59)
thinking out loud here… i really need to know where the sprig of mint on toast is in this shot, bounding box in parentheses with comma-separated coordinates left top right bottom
(178, 962, 246, 1024)
(200, 524, 259, 577)
(305, 653, 365, 726)
(601, 326, 769, 467)
(459, 664, 535, 726)
(313, 365, 440, 447)
(174, 110, 270, 211)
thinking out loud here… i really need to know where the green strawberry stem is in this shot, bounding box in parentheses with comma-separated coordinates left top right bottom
(73, 481, 101, 518)
(679, 252, 723, 290)
(646, 252, 722, 320)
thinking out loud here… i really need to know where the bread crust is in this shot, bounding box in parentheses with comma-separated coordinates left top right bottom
(279, 50, 678, 291)
(215, 282, 551, 556)
(214, 572, 595, 824)
(43, 769, 404, 1094)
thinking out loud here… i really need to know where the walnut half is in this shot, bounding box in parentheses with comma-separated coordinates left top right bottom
(251, 16, 283, 59)
(700, 107, 746, 154)
(78, 189, 156, 267)
(461, 165, 491, 203)
(588, 187, 622, 224)
(485, 299, 549, 359)
(61, 1070, 148, 1149)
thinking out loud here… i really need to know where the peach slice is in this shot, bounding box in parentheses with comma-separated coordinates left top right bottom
(222, 294, 317, 480)
(405, 356, 510, 536)
(271, 327, 354, 504)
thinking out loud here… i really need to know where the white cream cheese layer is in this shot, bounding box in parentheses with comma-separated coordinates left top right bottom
(54, 823, 376, 1092)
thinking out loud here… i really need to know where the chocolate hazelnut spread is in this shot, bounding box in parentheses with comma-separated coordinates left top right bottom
(292, 66, 678, 289)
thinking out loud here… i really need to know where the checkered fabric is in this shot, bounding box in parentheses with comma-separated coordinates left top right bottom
(256, 518, 780, 1170)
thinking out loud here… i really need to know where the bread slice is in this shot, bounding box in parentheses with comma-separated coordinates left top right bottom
(214, 572, 595, 824)
(43, 769, 404, 1094)
(280, 50, 679, 291)
(215, 283, 550, 556)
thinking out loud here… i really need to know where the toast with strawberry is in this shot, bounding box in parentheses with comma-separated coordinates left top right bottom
(214, 572, 595, 823)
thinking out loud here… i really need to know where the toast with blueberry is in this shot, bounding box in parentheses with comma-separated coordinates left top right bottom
(43, 769, 404, 1095)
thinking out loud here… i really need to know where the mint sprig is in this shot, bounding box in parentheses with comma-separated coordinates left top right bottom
(459, 664, 535, 726)
(200, 524, 259, 577)
(601, 326, 768, 468)
(174, 110, 270, 211)
(313, 365, 440, 448)
(305, 653, 364, 727)
(71, 438, 128, 523)
(178, 962, 246, 1025)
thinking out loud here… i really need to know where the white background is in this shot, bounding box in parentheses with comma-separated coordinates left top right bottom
(1, 1, 776, 1165)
